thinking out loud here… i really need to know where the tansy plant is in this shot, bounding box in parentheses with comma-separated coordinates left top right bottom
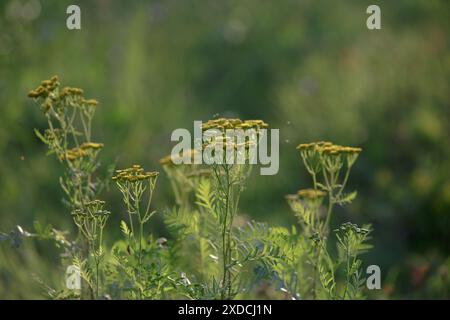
(162, 118, 283, 299)
(0, 77, 374, 300)
(27, 76, 109, 299)
(111, 165, 159, 298)
(279, 142, 372, 299)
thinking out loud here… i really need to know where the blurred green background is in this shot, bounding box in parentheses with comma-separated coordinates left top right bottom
(0, 0, 449, 299)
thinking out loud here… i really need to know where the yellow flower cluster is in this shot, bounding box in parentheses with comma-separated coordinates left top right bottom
(286, 189, 326, 202)
(202, 118, 269, 131)
(80, 142, 104, 150)
(59, 147, 89, 161)
(296, 141, 362, 155)
(296, 141, 332, 150)
(285, 189, 326, 210)
(28, 76, 96, 115)
(203, 136, 257, 151)
(82, 98, 99, 106)
(59, 87, 84, 98)
(27, 76, 59, 98)
(58, 142, 103, 161)
(297, 188, 327, 199)
(112, 165, 159, 182)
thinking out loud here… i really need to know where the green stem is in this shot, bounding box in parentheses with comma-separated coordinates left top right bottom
(343, 244, 350, 299)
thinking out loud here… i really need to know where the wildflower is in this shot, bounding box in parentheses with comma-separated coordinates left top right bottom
(286, 189, 327, 218)
(243, 120, 269, 129)
(297, 189, 327, 200)
(112, 165, 159, 183)
(68, 87, 84, 95)
(339, 146, 362, 154)
(297, 141, 356, 154)
(27, 76, 59, 99)
(80, 142, 104, 150)
(59, 147, 89, 161)
(297, 141, 362, 172)
(27, 85, 48, 99)
(83, 99, 99, 106)
(85, 200, 110, 219)
(59, 87, 70, 99)
(202, 118, 268, 131)
(296, 141, 333, 151)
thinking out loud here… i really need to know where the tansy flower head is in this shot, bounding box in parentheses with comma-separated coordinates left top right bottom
(59, 147, 89, 161)
(297, 141, 361, 156)
(202, 118, 268, 131)
(112, 165, 159, 183)
(82, 99, 99, 106)
(340, 146, 362, 154)
(297, 189, 327, 200)
(243, 120, 269, 129)
(296, 141, 333, 151)
(80, 142, 104, 150)
(28, 76, 59, 99)
(27, 85, 49, 99)
(67, 87, 84, 95)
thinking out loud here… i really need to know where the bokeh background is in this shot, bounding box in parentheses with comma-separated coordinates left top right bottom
(0, 0, 449, 299)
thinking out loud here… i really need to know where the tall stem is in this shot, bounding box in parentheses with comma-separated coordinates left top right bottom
(221, 165, 231, 299)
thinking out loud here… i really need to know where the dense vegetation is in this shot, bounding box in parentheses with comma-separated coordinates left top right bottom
(0, 76, 371, 299)
(0, 1, 449, 299)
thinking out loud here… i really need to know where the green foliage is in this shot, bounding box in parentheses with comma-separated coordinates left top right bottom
(1, 1, 449, 299)
(0, 78, 377, 300)
(280, 142, 372, 299)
